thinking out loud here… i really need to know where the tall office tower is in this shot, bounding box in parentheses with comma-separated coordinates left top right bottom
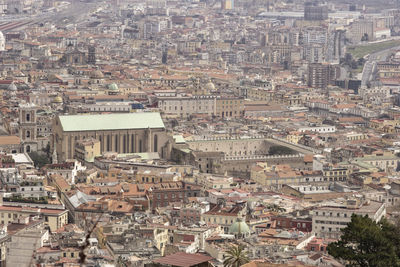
(304, 2, 328, 21)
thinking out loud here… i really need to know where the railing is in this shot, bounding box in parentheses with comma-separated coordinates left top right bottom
(223, 154, 303, 161)
(188, 135, 266, 142)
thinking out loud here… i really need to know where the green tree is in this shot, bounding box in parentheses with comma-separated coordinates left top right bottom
(380, 218, 400, 262)
(42, 143, 51, 158)
(327, 214, 400, 267)
(357, 57, 366, 66)
(28, 152, 50, 168)
(223, 245, 249, 267)
(361, 33, 369, 42)
(268, 145, 295, 155)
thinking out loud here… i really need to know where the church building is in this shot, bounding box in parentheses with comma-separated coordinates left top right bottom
(52, 112, 170, 162)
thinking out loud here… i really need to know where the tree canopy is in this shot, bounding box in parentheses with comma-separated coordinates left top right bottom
(223, 245, 249, 267)
(28, 152, 50, 168)
(327, 214, 400, 267)
(268, 145, 296, 155)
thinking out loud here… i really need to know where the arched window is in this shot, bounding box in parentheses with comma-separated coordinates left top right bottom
(26, 145, 30, 153)
(26, 113, 30, 122)
(26, 130, 30, 138)
(123, 135, 126, 153)
(154, 135, 158, 152)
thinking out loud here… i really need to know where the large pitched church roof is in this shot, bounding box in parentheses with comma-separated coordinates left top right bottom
(58, 112, 165, 132)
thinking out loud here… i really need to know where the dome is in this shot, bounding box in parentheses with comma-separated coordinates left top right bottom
(90, 70, 104, 79)
(229, 218, 250, 235)
(108, 83, 119, 91)
(53, 96, 63, 103)
(205, 80, 215, 91)
(7, 82, 17, 91)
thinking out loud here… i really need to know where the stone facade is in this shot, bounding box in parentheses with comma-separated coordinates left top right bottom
(52, 115, 170, 162)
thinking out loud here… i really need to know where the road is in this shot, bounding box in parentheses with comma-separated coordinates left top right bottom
(361, 45, 400, 86)
(0, 0, 100, 32)
(38, 1, 99, 24)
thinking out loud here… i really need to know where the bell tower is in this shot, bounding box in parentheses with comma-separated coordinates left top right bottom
(87, 45, 96, 65)
(19, 104, 38, 153)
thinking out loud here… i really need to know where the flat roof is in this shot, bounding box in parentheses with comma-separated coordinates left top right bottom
(58, 112, 165, 132)
(173, 135, 186, 144)
(11, 153, 33, 164)
(317, 200, 384, 213)
(0, 205, 67, 215)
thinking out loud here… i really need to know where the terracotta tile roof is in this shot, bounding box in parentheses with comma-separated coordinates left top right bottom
(304, 155, 314, 163)
(152, 252, 213, 267)
(0, 136, 20, 145)
(338, 117, 365, 123)
(0, 205, 67, 215)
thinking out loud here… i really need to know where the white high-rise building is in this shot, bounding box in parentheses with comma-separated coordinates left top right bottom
(0, 31, 5, 51)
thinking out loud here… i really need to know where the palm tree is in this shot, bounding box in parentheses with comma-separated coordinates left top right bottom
(223, 245, 250, 267)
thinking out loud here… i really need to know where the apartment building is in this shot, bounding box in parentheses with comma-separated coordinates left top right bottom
(215, 97, 244, 118)
(179, 202, 210, 226)
(74, 138, 101, 163)
(251, 163, 324, 188)
(247, 88, 274, 101)
(148, 181, 201, 210)
(322, 166, 350, 182)
(136, 169, 181, 183)
(158, 96, 216, 118)
(352, 152, 399, 173)
(347, 19, 374, 43)
(312, 199, 385, 239)
(298, 125, 336, 133)
(158, 95, 244, 119)
(0, 204, 68, 232)
(201, 204, 246, 233)
(307, 63, 339, 89)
